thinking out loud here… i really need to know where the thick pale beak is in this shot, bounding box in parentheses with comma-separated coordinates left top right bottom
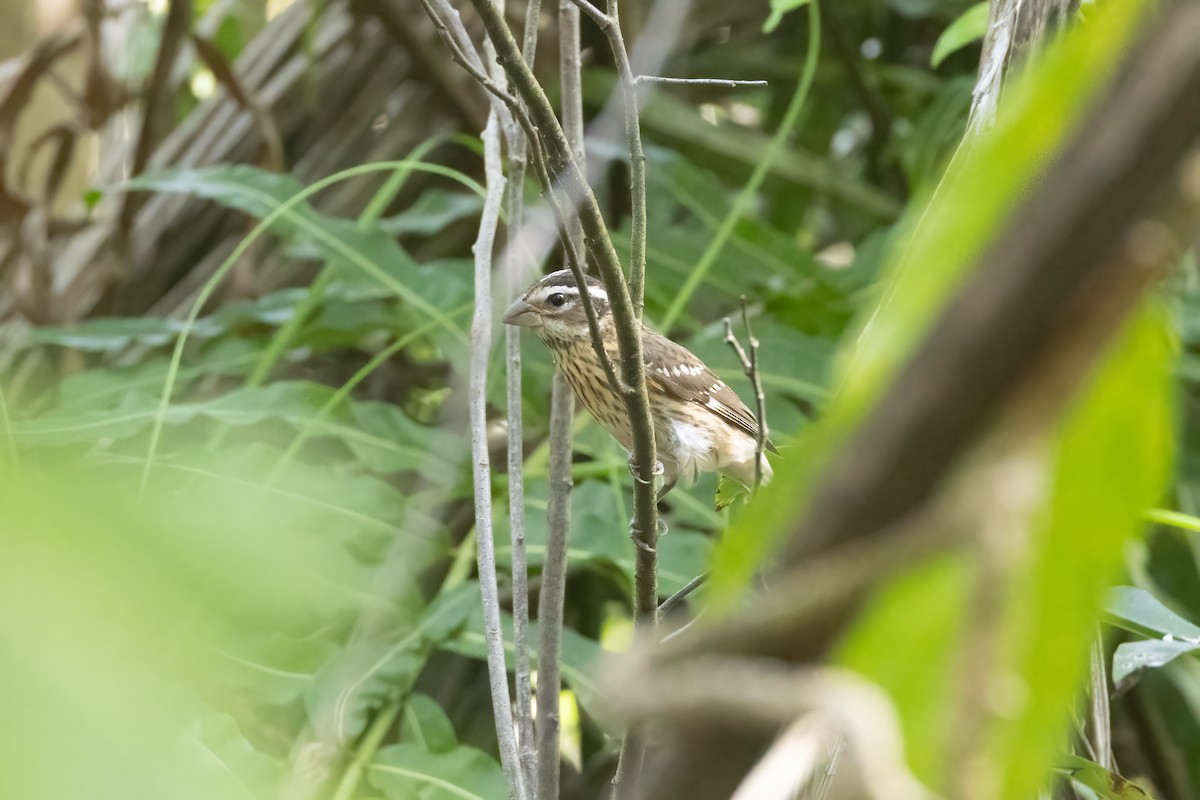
(502, 298, 542, 328)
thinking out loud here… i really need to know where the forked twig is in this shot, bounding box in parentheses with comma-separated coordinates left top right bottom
(724, 296, 769, 491)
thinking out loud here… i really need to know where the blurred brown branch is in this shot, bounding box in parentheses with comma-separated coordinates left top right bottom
(632, 5, 1200, 797)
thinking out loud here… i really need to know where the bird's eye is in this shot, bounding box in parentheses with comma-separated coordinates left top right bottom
(547, 293, 567, 308)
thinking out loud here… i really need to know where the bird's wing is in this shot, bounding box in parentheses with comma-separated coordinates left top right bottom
(641, 327, 777, 453)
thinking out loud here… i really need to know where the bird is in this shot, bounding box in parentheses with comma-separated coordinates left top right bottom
(503, 269, 774, 498)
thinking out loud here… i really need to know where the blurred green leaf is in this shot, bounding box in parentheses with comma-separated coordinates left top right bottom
(401, 693, 459, 754)
(0, 459, 344, 799)
(12, 380, 456, 476)
(27, 290, 309, 351)
(368, 743, 506, 800)
(378, 190, 484, 236)
(308, 584, 478, 745)
(931, 3, 990, 67)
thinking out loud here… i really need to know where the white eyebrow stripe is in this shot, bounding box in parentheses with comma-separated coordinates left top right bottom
(529, 284, 608, 304)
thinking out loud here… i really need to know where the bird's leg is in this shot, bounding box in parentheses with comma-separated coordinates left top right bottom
(656, 475, 678, 504)
(627, 453, 669, 545)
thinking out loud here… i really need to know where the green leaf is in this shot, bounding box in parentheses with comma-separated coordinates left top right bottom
(369, 743, 506, 800)
(930, 3, 990, 68)
(764, 0, 811, 33)
(715, 475, 748, 511)
(1103, 586, 1200, 641)
(12, 380, 457, 476)
(1058, 755, 1154, 799)
(401, 693, 458, 754)
(1112, 639, 1200, 690)
(308, 584, 479, 745)
(204, 633, 335, 706)
(835, 556, 972, 782)
(187, 711, 285, 798)
(378, 190, 485, 236)
(127, 165, 468, 343)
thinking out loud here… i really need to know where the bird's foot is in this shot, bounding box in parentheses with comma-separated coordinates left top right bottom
(627, 454, 664, 487)
(628, 515, 669, 550)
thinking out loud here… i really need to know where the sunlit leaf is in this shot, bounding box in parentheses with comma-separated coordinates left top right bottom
(1058, 755, 1154, 799)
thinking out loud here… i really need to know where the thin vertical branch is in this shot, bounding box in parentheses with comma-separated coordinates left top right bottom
(604, 0, 648, 320)
(535, 4, 584, 798)
(470, 109, 527, 800)
(507, 1, 541, 794)
(538, 376, 574, 800)
(742, 300, 768, 490)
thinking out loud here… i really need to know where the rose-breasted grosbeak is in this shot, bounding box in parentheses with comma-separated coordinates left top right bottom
(503, 270, 774, 495)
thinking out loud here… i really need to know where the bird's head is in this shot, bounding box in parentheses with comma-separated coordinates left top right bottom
(502, 269, 610, 343)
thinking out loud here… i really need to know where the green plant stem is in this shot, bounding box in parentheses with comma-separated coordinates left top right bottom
(134, 159, 484, 498)
(658, 2, 821, 333)
(330, 698, 403, 800)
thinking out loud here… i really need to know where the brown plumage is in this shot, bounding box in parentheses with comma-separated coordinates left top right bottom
(503, 270, 774, 494)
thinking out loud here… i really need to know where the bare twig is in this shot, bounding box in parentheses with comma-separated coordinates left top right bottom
(633, 76, 768, 88)
(522, 0, 543, 65)
(469, 109, 527, 800)
(567, 0, 657, 790)
(563, 0, 609, 29)
(506, 2, 539, 793)
(535, 5, 584, 798)
(420, 0, 520, 137)
(538, 376, 574, 800)
(603, 0, 650, 321)
(657, 573, 707, 619)
(723, 297, 768, 490)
